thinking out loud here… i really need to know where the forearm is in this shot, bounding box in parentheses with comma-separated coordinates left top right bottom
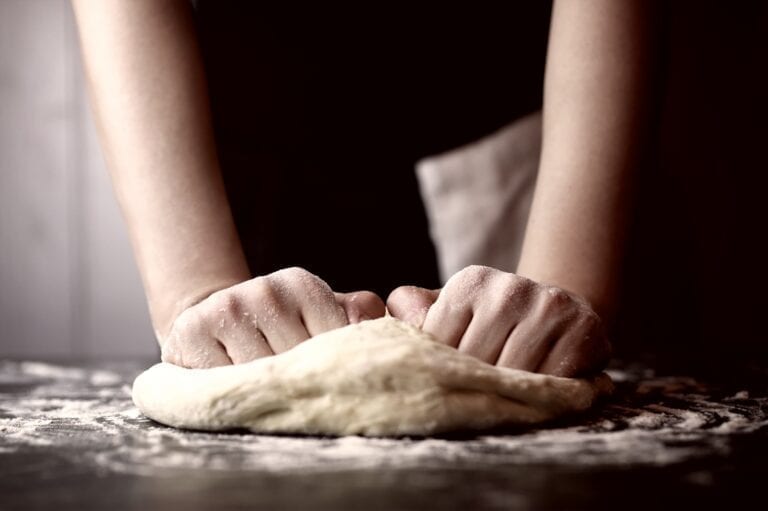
(71, 0, 250, 339)
(517, 0, 651, 320)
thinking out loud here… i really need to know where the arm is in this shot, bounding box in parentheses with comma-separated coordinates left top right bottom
(71, 0, 385, 366)
(388, 0, 651, 376)
(517, 0, 651, 321)
(71, 0, 250, 340)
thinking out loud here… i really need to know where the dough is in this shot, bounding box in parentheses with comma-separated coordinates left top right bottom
(132, 317, 612, 436)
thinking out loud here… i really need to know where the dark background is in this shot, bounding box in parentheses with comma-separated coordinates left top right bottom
(618, 1, 768, 369)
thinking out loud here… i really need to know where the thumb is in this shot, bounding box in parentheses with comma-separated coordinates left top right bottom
(386, 286, 440, 328)
(334, 291, 386, 324)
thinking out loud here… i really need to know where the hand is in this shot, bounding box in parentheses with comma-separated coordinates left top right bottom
(386, 265, 611, 377)
(160, 267, 385, 368)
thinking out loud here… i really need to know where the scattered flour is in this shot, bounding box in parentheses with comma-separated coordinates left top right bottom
(1, 360, 766, 477)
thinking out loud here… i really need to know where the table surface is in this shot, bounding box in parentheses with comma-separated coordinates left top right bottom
(1, 358, 766, 511)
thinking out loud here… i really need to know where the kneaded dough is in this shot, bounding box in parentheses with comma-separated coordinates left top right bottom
(132, 317, 612, 436)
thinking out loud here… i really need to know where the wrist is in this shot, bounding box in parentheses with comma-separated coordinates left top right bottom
(150, 273, 250, 344)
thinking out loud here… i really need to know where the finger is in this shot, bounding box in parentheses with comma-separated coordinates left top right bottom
(455, 276, 529, 363)
(219, 325, 274, 364)
(495, 318, 560, 371)
(538, 319, 612, 377)
(494, 285, 579, 371)
(165, 338, 232, 369)
(242, 269, 324, 352)
(160, 333, 184, 366)
(335, 291, 386, 323)
(422, 296, 473, 348)
(205, 303, 276, 363)
(202, 341, 234, 368)
(456, 314, 516, 364)
(259, 310, 312, 354)
(162, 308, 233, 369)
(386, 286, 440, 328)
(296, 290, 347, 337)
(273, 267, 349, 336)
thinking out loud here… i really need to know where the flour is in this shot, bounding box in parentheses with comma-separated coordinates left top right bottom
(8, 361, 122, 386)
(1, 359, 766, 478)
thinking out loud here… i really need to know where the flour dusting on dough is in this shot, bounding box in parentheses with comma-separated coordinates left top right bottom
(132, 317, 611, 436)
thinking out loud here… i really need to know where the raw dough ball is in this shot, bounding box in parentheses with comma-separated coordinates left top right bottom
(132, 317, 612, 436)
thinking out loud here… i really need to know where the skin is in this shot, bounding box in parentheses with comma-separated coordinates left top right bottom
(162, 267, 384, 367)
(389, 0, 650, 376)
(71, 0, 384, 368)
(387, 267, 611, 377)
(72, 0, 648, 375)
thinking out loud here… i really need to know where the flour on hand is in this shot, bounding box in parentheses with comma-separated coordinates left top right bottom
(132, 317, 612, 437)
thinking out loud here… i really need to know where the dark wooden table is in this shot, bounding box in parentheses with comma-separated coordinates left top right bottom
(1, 359, 766, 510)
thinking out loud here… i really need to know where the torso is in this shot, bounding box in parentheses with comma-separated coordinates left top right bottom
(190, 2, 552, 295)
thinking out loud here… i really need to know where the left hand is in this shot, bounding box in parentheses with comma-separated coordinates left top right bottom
(386, 265, 611, 377)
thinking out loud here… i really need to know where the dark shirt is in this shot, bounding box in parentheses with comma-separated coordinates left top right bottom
(190, 2, 551, 297)
(189, 2, 768, 366)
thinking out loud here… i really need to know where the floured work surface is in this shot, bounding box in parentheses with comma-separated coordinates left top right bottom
(132, 317, 612, 436)
(1, 358, 766, 510)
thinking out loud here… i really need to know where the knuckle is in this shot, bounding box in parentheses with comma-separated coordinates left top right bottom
(306, 276, 334, 296)
(549, 286, 570, 303)
(211, 291, 243, 318)
(258, 291, 281, 313)
(489, 292, 522, 320)
(170, 307, 200, 335)
(538, 287, 578, 318)
(444, 265, 497, 300)
(249, 278, 291, 323)
(275, 266, 311, 282)
(462, 264, 494, 281)
(272, 267, 332, 297)
(504, 273, 531, 290)
(387, 285, 417, 304)
(543, 286, 570, 307)
(251, 277, 280, 305)
(497, 275, 533, 303)
(507, 272, 535, 290)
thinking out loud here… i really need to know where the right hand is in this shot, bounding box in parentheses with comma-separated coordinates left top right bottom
(386, 265, 612, 377)
(160, 267, 385, 368)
